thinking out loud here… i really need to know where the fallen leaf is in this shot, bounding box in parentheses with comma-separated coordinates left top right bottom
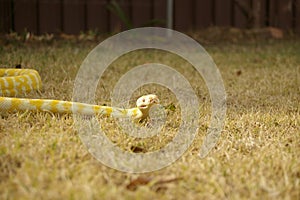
(126, 176, 152, 191)
(130, 145, 145, 153)
(267, 27, 283, 39)
(153, 176, 182, 192)
(236, 70, 242, 76)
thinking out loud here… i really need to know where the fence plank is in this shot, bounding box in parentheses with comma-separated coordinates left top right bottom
(63, 0, 85, 34)
(260, 0, 267, 27)
(195, 0, 214, 29)
(39, 0, 61, 34)
(277, 0, 293, 29)
(233, 0, 250, 28)
(0, 0, 13, 32)
(296, 0, 300, 33)
(86, 0, 109, 32)
(174, 0, 194, 31)
(14, 0, 38, 33)
(131, 0, 152, 27)
(109, 0, 131, 32)
(153, 0, 166, 27)
(215, 0, 232, 26)
(268, 0, 279, 27)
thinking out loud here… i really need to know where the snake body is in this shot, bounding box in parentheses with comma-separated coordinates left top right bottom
(0, 68, 159, 119)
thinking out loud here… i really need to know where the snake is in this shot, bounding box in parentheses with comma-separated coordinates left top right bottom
(0, 68, 159, 120)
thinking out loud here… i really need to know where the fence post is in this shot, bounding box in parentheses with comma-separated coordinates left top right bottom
(167, 0, 173, 30)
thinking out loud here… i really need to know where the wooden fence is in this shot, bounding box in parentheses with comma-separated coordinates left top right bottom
(1, 0, 300, 34)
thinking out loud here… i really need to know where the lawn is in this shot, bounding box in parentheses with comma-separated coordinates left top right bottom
(0, 31, 299, 199)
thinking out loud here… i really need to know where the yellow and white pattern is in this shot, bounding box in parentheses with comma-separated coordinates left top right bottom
(0, 68, 159, 120)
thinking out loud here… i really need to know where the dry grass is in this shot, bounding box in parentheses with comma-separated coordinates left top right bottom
(0, 34, 299, 200)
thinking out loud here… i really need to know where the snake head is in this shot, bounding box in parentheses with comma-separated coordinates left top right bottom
(136, 94, 160, 119)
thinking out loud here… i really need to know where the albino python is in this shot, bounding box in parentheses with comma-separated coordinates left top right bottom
(0, 68, 159, 120)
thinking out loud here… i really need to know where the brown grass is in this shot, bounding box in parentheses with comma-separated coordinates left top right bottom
(0, 33, 299, 200)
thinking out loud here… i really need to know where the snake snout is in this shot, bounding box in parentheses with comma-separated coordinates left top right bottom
(136, 94, 159, 109)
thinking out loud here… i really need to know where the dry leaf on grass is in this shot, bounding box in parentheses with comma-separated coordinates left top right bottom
(126, 175, 182, 191)
(126, 176, 153, 191)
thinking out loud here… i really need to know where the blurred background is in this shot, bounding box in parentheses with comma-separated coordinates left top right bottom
(0, 0, 299, 35)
